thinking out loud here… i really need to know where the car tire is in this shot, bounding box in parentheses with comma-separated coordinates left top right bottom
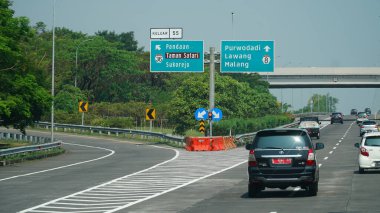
(308, 182, 318, 196)
(359, 167, 365, 174)
(248, 183, 261, 198)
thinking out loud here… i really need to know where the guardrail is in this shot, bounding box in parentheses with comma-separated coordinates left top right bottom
(0, 141, 62, 157)
(35, 122, 185, 147)
(0, 131, 62, 159)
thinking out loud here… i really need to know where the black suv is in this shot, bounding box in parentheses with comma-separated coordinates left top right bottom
(330, 112, 343, 124)
(245, 128, 324, 197)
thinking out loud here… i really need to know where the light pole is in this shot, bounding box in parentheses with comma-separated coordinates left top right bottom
(231, 12, 235, 39)
(51, 0, 55, 143)
(75, 39, 93, 87)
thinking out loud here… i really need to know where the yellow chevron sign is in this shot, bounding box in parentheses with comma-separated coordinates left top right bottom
(79, 101, 88, 113)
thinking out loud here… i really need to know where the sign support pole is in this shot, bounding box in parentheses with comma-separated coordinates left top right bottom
(209, 47, 215, 137)
(81, 112, 84, 126)
(150, 120, 153, 132)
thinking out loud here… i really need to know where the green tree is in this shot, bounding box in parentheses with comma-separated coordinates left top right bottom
(168, 72, 279, 134)
(54, 85, 87, 113)
(0, 0, 51, 133)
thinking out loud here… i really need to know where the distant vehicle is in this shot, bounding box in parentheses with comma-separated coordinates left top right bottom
(299, 121, 320, 139)
(330, 112, 343, 124)
(299, 116, 320, 124)
(365, 107, 372, 116)
(245, 128, 324, 197)
(350, 109, 358, 115)
(355, 132, 380, 173)
(359, 120, 379, 136)
(356, 112, 369, 125)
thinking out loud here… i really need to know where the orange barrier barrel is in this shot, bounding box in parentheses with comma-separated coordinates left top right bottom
(211, 136, 225, 151)
(185, 137, 212, 151)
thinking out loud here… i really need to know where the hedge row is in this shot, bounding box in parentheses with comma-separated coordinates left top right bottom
(211, 114, 294, 136)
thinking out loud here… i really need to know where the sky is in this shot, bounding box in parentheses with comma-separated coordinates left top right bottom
(10, 0, 380, 114)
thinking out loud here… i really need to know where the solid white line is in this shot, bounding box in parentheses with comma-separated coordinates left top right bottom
(324, 157, 328, 160)
(19, 146, 179, 213)
(0, 142, 115, 182)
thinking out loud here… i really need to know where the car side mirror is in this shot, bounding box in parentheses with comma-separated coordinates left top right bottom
(319, 122, 321, 124)
(245, 143, 252, 150)
(354, 143, 360, 148)
(315, 143, 324, 150)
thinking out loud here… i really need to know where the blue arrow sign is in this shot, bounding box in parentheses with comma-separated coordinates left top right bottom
(194, 108, 208, 121)
(150, 40, 204, 72)
(211, 108, 223, 122)
(221, 40, 274, 73)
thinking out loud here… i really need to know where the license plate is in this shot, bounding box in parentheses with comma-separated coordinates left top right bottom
(272, 158, 292, 165)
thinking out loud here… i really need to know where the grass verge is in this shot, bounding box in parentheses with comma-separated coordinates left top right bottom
(0, 147, 65, 166)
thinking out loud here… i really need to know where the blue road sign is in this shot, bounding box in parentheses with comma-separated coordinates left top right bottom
(211, 108, 223, 122)
(221, 40, 274, 73)
(194, 108, 208, 121)
(150, 40, 204, 72)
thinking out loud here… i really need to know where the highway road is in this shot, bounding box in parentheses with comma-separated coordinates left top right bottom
(1, 117, 380, 213)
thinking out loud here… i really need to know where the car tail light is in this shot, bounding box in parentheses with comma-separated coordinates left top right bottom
(248, 149, 257, 167)
(306, 149, 315, 166)
(360, 147, 369, 157)
(360, 125, 364, 128)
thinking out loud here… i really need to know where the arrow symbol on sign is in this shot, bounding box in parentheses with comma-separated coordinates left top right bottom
(147, 109, 155, 120)
(80, 102, 87, 112)
(197, 110, 206, 119)
(212, 111, 220, 119)
(264, 45, 271, 52)
(155, 45, 161, 50)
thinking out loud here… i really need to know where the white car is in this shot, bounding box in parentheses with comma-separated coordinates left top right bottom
(355, 132, 380, 173)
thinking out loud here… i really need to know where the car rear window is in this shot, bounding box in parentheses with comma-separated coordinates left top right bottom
(253, 130, 311, 149)
(365, 136, 380, 146)
(362, 121, 377, 125)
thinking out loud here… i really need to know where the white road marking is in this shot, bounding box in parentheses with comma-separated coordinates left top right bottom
(324, 157, 328, 160)
(329, 151, 333, 154)
(336, 143, 339, 146)
(319, 164, 322, 167)
(0, 142, 115, 182)
(20, 147, 248, 213)
(339, 140, 342, 142)
(333, 147, 337, 149)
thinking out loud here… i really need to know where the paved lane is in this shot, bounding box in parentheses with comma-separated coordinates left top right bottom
(0, 130, 175, 213)
(126, 121, 380, 213)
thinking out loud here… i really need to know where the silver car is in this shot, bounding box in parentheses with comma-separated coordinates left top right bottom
(360, 120, 379, 136)
(356, 112, 368, 125)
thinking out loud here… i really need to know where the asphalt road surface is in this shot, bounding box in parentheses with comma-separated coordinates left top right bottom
(1, 116, 380, 213)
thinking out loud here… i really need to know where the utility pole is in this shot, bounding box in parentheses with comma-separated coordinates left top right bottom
(51, 0, 55, 142)
(209, 47, 215, 137)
